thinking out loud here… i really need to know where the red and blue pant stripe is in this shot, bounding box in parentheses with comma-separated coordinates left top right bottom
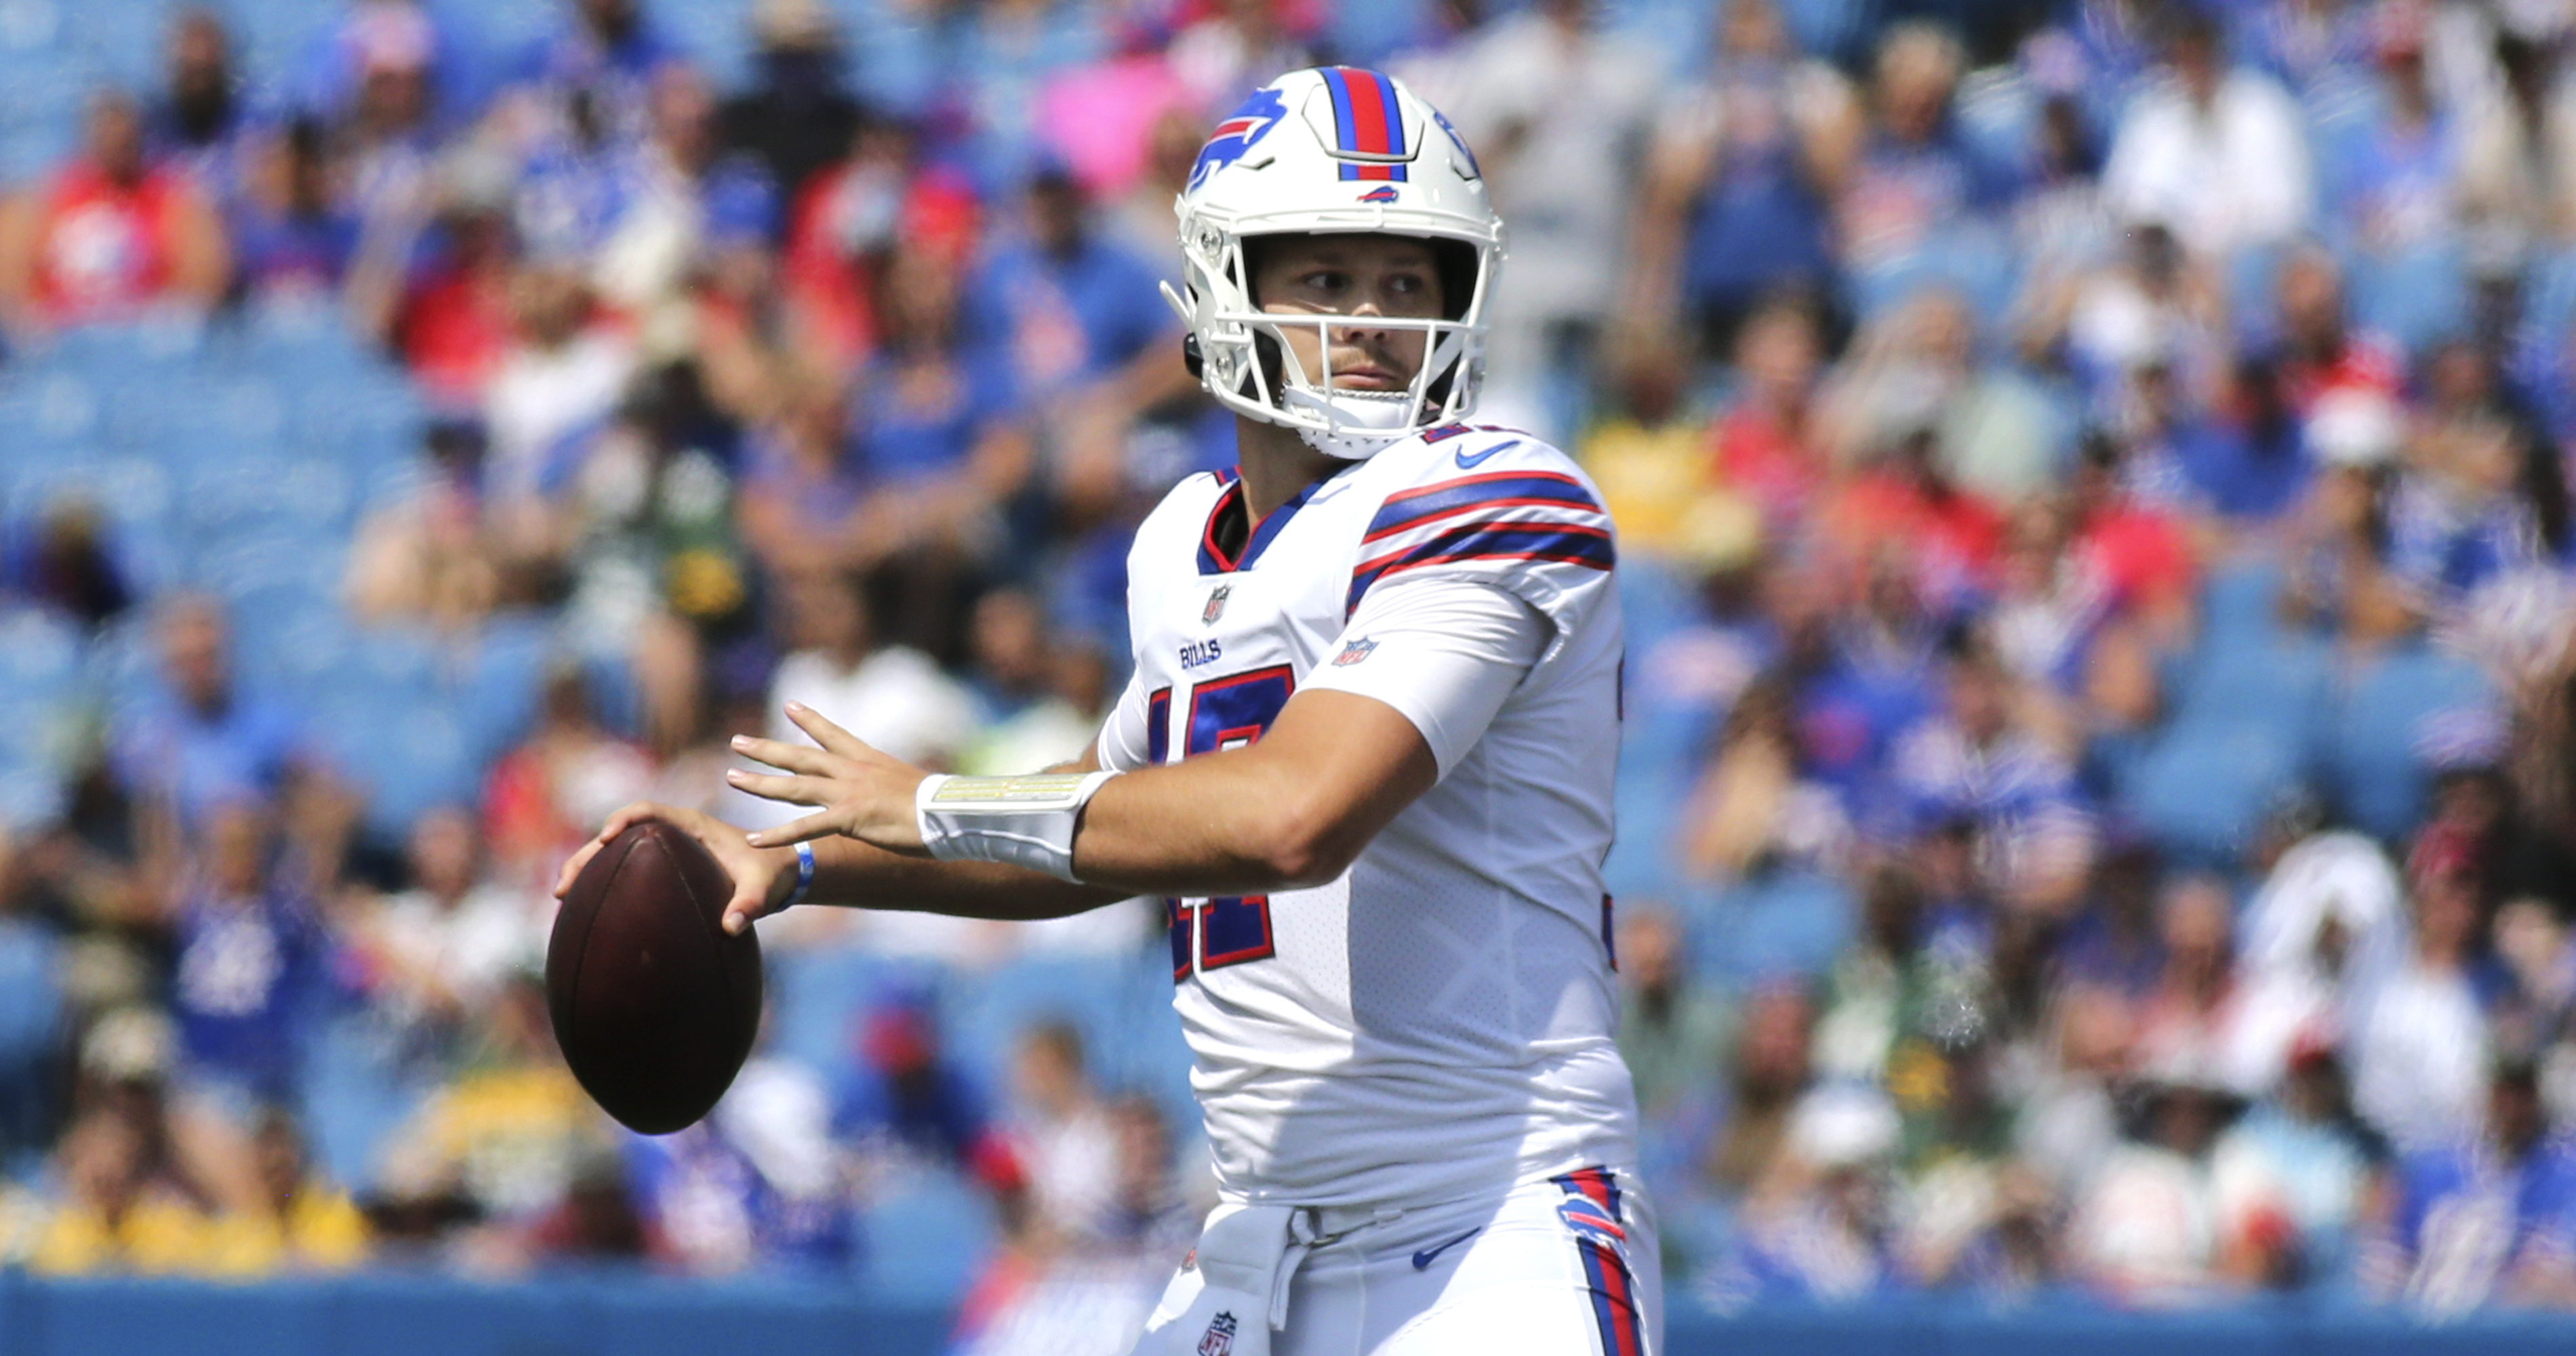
(1553, 1168, 1644, 1356)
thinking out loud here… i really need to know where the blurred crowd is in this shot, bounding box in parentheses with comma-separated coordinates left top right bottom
(0, 0, 2573, 1340)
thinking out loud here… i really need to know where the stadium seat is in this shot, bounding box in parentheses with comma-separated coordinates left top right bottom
(454, 612, 561, 763)
(2351, 243, 2469, 355)
(0, 605, 84, 700)
(1689, 870, 1854, 986)
(317, 693, 484, 839)
(942, 953, 1133, 1096)
(2327, 646, 2493, 844)
(298, 1010, 431, 1195)
(2166, 631, 2331, 743)
(0, 914, 60, 1159)
(2126, 721, 2306, 866)
(1108, 947, 1196, 1132)
(0, 916, 60, 1069)
(2198, 557, 2289, 641)
(858, 1170, 998, 1302)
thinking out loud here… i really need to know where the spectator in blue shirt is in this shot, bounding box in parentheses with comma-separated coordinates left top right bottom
(970, 165, 1178, 406)
(167, 799, 327, 1109)
(1638, 0, 1841, 359)
(2324, 12, 2461, 257)
(292, 0, 479, 138)
(509, 0, 683, 144)
(832, 989, 1003, 1177)
(110, 595, 319, 832)
(2379, 1059, 2576, 1311)
(148, 9, 259, 205)
(1889, 639, 2094, 911)
(839, 241, 1032, 637)
(229, 118, 362, 311)
(1826, 21, 2018, 275)
(162, 797, 332, 1216)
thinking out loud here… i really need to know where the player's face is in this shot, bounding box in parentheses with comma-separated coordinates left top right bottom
(1251, 234, 1446, 395)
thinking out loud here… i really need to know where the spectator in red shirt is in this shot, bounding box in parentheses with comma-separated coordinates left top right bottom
(388, 162, 519, 405)
(1714, 293, 1832, 525)
(0, 92, 228, 338)
(2068, 432, 2198, 631)
(2268, 246, 2403, 416)
(779, 113, 979, 372)
(1824, 424, 2007, 606)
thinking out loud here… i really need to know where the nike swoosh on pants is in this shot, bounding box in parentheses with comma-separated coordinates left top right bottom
(1411, 1227, 1481, 1269)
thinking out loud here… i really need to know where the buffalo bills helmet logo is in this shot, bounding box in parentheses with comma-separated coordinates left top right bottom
(1557, 1197, 1627, 1249)
(1357, 185, 1399, 203)
(1197, 1311, 1239, 1356)
(1189, 89, 1287, 192)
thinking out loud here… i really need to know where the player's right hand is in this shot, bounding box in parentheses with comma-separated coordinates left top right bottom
(554, 802, 799, 935)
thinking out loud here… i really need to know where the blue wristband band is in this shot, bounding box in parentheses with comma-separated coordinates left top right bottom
(785, 841, 816, 908)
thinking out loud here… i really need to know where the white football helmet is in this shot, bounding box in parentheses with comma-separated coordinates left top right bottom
(1163, 66, 1505, 459)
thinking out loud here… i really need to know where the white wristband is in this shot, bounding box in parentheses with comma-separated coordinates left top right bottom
(914, 770, 1120, 883)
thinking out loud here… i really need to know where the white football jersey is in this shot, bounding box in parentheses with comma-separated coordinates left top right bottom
(1096, 423, 1638, 1210)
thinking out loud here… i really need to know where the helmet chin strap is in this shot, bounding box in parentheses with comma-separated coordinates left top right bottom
(1281, 387, 1415, 460)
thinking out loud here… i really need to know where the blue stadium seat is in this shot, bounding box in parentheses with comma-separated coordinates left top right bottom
(320, 696, 483, 839)
(943, 954, 1133, 1096)
(858, 1170, 997, 1303)
(2351, 243, 2468, 354)
(0, 914, 60, 1157)
(455, 612, 559, 763)
(1108, 948, 1195, 1131)
(2327, 647, 2492, 843)
(2521, 247, 2576, 342)
(231, 596, 354, 698)
(22, 369, 100, 444)
(298, 1011, 430, 1195)
(2127, 721, 2306, 867)
(0, 607, 84, 702)
(196, 523, 342, 616)
(199, 374, 291, 445)
(2167, 632, 2331, 742)
(296, 384, 425, 466)
(0, 761, 64, 830)
(2198, 557, 2289, 641)
(1689, 870, 1854, 986)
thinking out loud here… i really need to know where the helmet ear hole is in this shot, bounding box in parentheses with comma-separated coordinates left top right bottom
(1182, 332, 1205, 378)
(1251, 330, 1287, 398)
(1430, 239, 1478, 322)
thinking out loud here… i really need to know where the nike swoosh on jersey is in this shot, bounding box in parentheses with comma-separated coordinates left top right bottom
(1411, 1227, 1481, 1269)
(1453, 439, 1519, 468)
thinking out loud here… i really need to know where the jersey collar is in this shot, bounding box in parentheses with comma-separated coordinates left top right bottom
(1196, 465, 1339, 574)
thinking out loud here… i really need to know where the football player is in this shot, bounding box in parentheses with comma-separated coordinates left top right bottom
(561, 66, 1654, 1356)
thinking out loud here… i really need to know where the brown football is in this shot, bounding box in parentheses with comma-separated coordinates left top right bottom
(546, 821, 761, 1134)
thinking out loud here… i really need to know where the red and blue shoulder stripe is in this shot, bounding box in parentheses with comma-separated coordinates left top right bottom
(1347, 468, 1613, 614)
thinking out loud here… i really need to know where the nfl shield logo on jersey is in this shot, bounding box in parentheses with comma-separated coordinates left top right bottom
(1197, 1311, 1239, 1356)
(1332, 637, 1377, 666)
(1203, 585, 1232, 626)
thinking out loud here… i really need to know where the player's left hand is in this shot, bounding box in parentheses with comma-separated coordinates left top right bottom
(726, 703, 931, 855)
